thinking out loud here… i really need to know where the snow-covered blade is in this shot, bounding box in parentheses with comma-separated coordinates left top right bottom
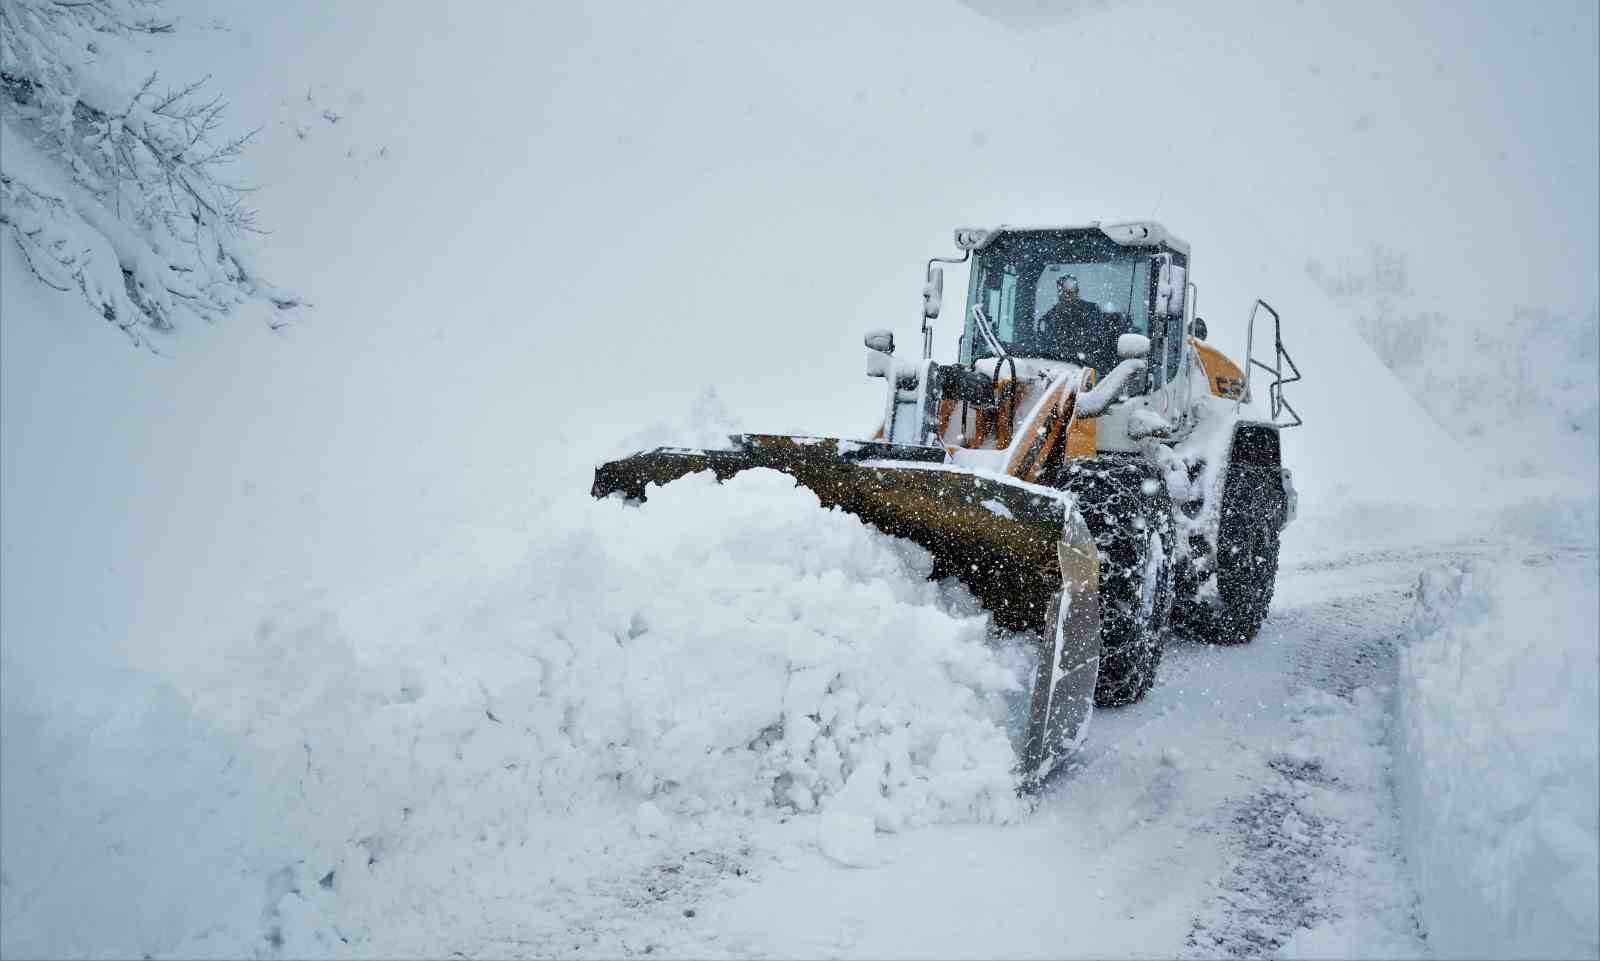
(592, 433, 1102, 777)
(1019, 507, 1100, 783)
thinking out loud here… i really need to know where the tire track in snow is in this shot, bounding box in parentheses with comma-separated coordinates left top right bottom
(1179, 585, 1426, 957)
(1183, 756, 1339, 957)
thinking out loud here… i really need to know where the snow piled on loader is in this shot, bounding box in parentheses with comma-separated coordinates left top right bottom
(1, 469, 1026, 958)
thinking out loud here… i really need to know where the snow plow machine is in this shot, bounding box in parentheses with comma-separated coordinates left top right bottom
(592, 222, 1300, 783)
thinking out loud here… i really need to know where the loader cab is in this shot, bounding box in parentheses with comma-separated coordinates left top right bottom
(957, 224, 1189, 390)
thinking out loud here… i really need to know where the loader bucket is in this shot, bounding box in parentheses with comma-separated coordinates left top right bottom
(592, 433, 1102, 778)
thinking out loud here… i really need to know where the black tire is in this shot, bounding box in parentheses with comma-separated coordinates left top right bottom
(1197, 465, 1282, 645)
(1058, 458, 1176, 707)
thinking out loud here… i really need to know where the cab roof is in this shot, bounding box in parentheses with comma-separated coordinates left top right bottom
(953, 221, 1189, 257)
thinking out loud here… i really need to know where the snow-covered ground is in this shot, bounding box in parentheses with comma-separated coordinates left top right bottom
(2, 0, 1597, 958)
(9, 451, 1591, 958)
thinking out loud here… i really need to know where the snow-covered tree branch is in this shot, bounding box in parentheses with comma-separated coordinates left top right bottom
(0, 0, 298, 345)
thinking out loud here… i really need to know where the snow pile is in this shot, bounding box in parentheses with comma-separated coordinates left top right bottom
(1, 469, 1025, 958)
(430, 467, 1028, 827)
(1156, 386, 1244, 575)
(1394, 554, 1600, 960)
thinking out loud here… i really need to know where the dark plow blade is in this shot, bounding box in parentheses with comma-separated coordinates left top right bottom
(592, 433, 1101, 779)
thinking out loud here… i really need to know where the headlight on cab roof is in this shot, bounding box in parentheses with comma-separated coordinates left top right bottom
(953, 227, 995, 250)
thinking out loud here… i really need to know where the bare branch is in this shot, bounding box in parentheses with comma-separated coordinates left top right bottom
(122, 71, 158, 117)
(6, 228, 76, 292)
(148, 75, 209, 114)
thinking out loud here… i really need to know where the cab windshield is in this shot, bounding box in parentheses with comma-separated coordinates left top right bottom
(961, 231, 1153, 374)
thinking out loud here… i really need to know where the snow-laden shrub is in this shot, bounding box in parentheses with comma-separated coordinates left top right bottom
(1395, 555, 1599, 960)
(0, 0, 294, 344)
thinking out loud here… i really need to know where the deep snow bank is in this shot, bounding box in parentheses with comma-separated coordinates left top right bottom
(1, 470, 1025, 958)
(1395, 552, 1600, 960)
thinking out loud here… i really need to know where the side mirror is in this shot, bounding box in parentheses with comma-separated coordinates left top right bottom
(1117, 333, 1151, 360)
(953, 227, 992, 250)
(922, 266, 944, 320)
(865, 328, 894, 379)
(1155, 257, 1187, 318)
(1192, 317, 1208, 341)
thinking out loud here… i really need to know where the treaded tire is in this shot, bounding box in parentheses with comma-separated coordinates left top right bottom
(1198, 465, 1281, 645)
(1058, 458, 1176, 707)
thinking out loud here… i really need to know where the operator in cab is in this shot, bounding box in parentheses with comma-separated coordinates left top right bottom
(1036, 274, 1121, 372)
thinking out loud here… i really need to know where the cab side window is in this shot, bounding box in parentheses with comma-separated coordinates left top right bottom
(994, 268, 1018, 342)
(1128, 259, 1153, 336)
(1165, 310, 1184, 384)
(978, 269, 1018, 349)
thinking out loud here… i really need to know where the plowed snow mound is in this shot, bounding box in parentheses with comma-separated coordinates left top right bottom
(2, 469, 1026, 958)
(314, 468, 1026, 825)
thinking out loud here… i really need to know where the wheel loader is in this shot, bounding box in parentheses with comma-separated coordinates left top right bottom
(592, 222, 1300, 783)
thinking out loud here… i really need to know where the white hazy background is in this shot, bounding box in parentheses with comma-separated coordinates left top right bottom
(6, 0, 1596, 716)
(5, 0, 1595, 724)
(2, 0, 1596, 956)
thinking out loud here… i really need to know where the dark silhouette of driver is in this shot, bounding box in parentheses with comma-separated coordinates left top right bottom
(1036, 274, 1120, 370)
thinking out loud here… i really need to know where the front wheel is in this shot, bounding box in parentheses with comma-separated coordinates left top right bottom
(1059, 460, 1176, 707)
(1096, 518, 1176, 705)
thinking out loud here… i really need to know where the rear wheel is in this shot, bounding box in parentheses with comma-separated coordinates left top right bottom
(1059, 459, 1176, 707)
(1203, 467, 1281, 645)
(1190, 463, 1286, 645)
